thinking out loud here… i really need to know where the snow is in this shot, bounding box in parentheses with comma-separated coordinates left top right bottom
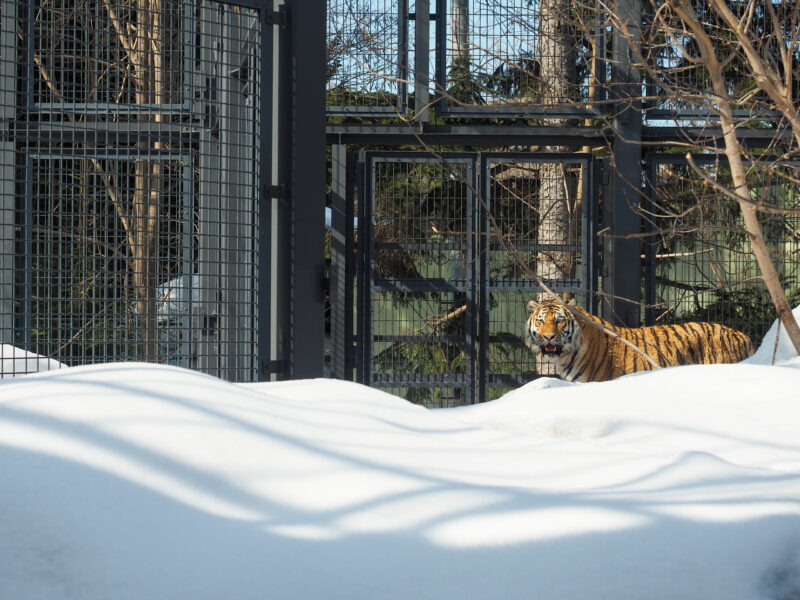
(1, 344, 66, 378)
(1, 313, 800, 599)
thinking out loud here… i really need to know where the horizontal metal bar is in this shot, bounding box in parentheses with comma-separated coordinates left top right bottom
(9, 122, 200, 147)
(330, 123, 790, 146)
(30, 150, 192, 161)
(486, 374, 539, 387)
(645, 109, 783, 120)
(484, 151, 593, 164)
(373, 335, 465, 344)
(439, 105, 599, 119)
(326, 106, 399, 115)
(646, 153, 800, 167)
(489, 333, 526, 344)
(375, 242, 468, 251)
(34, 102, 193, 114)
(488, 244, 581, 253)
(328, 124, 607, 147)
(368, 150, 476, 162)
(373, 277, 469, 293)
(643, 126, 793, 145)
(487, 280, 583, 292)
(371, 374, 470, 387)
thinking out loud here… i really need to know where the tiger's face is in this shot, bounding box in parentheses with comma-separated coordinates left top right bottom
(524, 299, 580, 361)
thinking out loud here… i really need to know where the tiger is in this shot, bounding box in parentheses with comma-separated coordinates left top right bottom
(524, 299, 754, 383)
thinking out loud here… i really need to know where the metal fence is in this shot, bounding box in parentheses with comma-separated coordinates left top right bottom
(326, 0, 603, 119)
(641, 1, 796, 120)
(329, 150, 598, 406)
(327, 0, 405, 114)
(0, 0, 278, 380)
(644, 154, 800, 344)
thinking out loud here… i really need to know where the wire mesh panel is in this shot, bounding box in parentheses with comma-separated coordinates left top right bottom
(480, 153, 594, 398)
(354, 151, 598, 404)
(364, 153, 476, 406)
(1, 0, 268, 380)
(645, 155, 800, 345)
(435, 0, 599, 117)
(641, 1, 798, 119)
(327, 0, 407, 115)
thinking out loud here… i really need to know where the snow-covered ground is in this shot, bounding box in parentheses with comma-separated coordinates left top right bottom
(0, 344, 66, 379)
(2, 310, 800, 599)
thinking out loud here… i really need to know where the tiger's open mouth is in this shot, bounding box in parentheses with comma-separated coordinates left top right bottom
(542, 344, 562, 356)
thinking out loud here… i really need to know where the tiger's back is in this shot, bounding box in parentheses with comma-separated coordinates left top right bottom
(577, 310, 754, 382)
(525, 300, 754, 383)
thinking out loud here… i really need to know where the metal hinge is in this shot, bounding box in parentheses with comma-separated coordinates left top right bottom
(261, 359, 285, 377)
(601, 166, 611, 186)
(264, 6, 288, 28)
(263, 184, 286, 202)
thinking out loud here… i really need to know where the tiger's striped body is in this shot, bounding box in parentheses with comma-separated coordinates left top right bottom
(524, 299, 754, 383)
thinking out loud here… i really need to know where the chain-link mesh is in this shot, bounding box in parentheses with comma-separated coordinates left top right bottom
(1, 0, 264, 380)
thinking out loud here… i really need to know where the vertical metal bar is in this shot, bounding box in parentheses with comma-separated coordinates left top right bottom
(364, 153, 376, 386)
(434, 0, 447, 115)
(355, 151, 367, 384)
(605, 0, 642, 326)
(330, 144, 354, 380)
(196, 2, 222, 376)
(180, 160, 194, 369)
(24, 0, 34, 112)
(275, 0, 292, 379)
(593, 4, 607, 107)
(218, 5, 235, 378)
(21, 156, 33, 348)
(0, 0, 17, 345)
(257, 0, 276, 381)
(478, 152, 490, 404)
(644, 155, 657, 325)
(580, 158, 594, 311)
(181, 0, 196, 110)
(588, 158, 601, 315)
(465, 157, 477, 403)
(397, 0, 409, 115)
(414, 0, 430, 122)
(290, 0, 326, 378)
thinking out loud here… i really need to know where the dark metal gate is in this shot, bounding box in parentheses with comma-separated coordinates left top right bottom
(331, 150, 599, 406)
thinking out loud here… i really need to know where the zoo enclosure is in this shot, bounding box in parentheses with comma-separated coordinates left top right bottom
(331, 150, 599, 405)
(0, 0, 326, 379)
(327, 0, 800, 404)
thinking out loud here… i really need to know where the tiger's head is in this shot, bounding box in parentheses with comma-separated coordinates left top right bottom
(524, 299, 581, 362)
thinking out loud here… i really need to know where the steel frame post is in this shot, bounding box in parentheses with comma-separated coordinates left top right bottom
(329, 145, 355, 380)
(414, 0, 430, 122)
(604, 0, 643, 326)
(289, 0, 326, 378)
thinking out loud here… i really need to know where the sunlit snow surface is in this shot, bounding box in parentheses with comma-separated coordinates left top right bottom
(2, 309, 800, 599)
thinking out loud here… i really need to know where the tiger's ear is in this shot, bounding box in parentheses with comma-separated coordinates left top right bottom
(526, 300, 538, 314)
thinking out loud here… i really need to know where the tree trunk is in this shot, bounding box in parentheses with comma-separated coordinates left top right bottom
(536, 0, 577, 301)
(129, 0, 165, 361)
(673, 0, 800, 354)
